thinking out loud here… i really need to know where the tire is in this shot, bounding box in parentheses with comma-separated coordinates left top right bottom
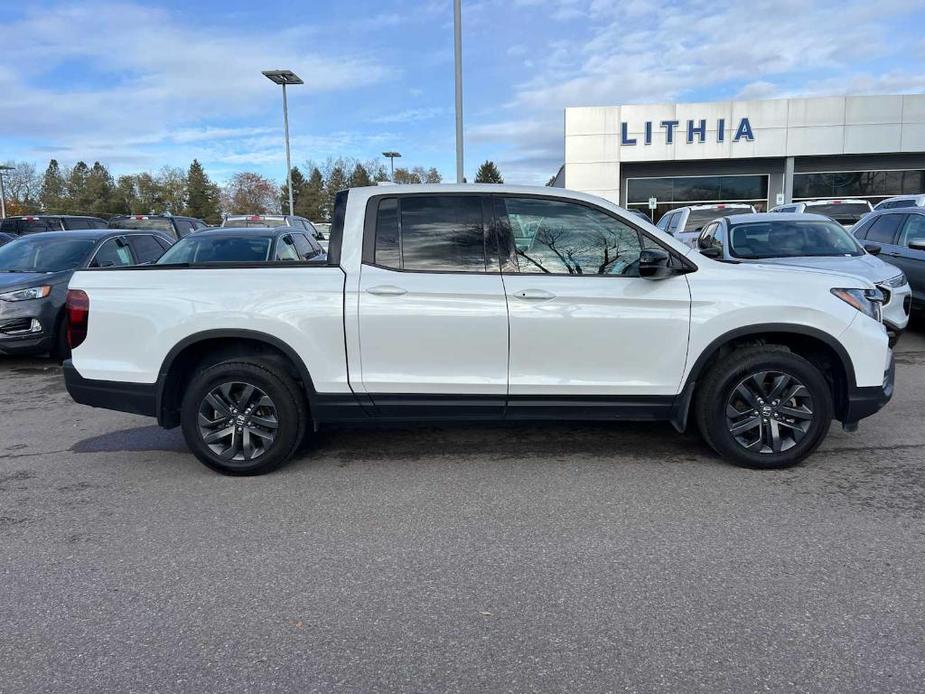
(180, 359, 307, 475)
(694, 346, 833, 469)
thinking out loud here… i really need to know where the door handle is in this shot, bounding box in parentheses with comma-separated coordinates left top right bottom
(366, 285, 407, 296)
(514, 288, 556, 301)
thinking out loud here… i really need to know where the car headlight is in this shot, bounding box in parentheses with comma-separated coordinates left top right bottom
(0, 285, 52, 302)
(886, 273, 908, 288)
(831, 287, 883, 322)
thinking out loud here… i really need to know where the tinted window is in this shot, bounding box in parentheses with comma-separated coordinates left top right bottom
(0, 237, 96, 272)
(64, 218, 91, 230)
(128, 235, 167, 263)
(327, 191, 347, 266)
(157, 237, 272, 264)
(502, 197, 644, 276)
(174, 219, 194, 238)
(794, 170, 925, 199)
(866, 214, 904, 244)
(880, 199, 915, 209)
(91, 238, 135, 267)
(275, 235, 300, 261)
(852, 218, 873, 240)
(224, 217, 289, 228)
(113, 217, 175, 235)
(899, 215, 925, 248)
(0, 219, 17, 233)
(373, 195, 486, 272)
(291, 233, 321, 259)
(20, 218, 58, 234)
(698, 222, 722, 251)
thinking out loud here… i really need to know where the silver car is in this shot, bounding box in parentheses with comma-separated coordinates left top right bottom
(695, 212, 911, 344)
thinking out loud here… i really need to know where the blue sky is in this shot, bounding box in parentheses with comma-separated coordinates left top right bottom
(1, 0, 924, 185)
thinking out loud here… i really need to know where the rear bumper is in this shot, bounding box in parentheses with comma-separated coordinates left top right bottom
(63, 360, 157, 418)
(843, 353, 894, 426)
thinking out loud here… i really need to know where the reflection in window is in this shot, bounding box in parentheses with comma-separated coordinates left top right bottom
(503, 198, 644, 276)
(627, 175, 768, 204)
(794, 170, 925, 199)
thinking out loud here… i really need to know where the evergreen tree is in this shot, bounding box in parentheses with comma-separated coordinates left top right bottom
(280, 166, 306, 215)
(348, 162, 373, 188)
(66, 162, 91, 213)
(40, 160, 67, 212)
(475, 160, 504, 184)
(186, 159, 221, 222)
(298, 167, 325, 221)
(323, 164, 349, 220)
(85, 162, 115, 216)
(112, 175, 138, 215)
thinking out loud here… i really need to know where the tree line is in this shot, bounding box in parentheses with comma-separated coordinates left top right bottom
(1, 157, 511, 224)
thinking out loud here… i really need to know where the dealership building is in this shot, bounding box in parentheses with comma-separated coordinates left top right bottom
(561, 94, 925, 220)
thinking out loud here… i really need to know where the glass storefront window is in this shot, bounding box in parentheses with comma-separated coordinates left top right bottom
(793, 170, 925, 200)
(626, 175, 768, 204)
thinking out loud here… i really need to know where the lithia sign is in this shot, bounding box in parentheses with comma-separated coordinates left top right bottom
(620, 117, 754, 145)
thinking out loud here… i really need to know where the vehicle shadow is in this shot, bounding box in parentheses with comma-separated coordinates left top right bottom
(71, 425, 187, 454)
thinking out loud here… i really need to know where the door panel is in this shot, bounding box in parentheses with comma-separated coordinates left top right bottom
(504, 274, 691, 395)
(358, 264, 509, 395)
(496, 195, 692, 396)
(894, 215, 925, 303)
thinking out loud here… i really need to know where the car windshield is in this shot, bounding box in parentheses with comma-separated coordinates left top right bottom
(0, 237, 96, 272)
(157, 236, 272, 264)
(805, 203, 871, 223)
(225, 217, 288, 228)
(729, 220, 863, 259)
(684, 207, 752, 232)
(113, 218, 174, 232)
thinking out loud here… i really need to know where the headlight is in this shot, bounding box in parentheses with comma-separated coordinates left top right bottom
(0, 285, 52, 302)
(886, 273, 908, 288)
(831, 287, 883, 322)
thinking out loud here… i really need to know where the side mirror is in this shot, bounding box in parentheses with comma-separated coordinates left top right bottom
(863, 243, 882, 255)
(910, 240, 925, 252)
(639, 248, 673, 279)
(699, 246, 723, 259)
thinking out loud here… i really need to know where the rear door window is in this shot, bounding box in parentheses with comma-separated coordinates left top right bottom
(128, 234, 167, 263)
(372, 195, 487, 272)
(275, 235, 301, 261)
(865, 214, 904, 245)
(90, 238, 135, 267)
(174, 219, 194, 238)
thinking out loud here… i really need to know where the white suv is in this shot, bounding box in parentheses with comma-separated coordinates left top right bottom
(656, 204, 756, 248)
(769, 199, 873, 228)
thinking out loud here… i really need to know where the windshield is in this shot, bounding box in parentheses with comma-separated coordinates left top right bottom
(805, 203, 871, 223)
(0, 237, 96, 272)
(729, 220, 863, 259)
(683, 207, 752, 232)
(157, 236, 272, 264)
(224, 217, 288, 228)
(113, 218, 174, 233)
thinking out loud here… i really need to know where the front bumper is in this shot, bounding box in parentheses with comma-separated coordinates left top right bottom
(843, 353, 895, 427)
(63, 360, 158, 418)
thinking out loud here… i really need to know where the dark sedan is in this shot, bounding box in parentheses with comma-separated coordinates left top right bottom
(0, 229, 173, 358)
(156, 226, 324, 264)
(853, 207, 925, 309)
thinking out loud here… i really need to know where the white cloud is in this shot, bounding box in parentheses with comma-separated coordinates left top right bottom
(0, 2, 396, 170)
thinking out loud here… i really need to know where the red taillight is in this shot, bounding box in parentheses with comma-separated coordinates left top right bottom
(66, 289, 89, 349)
(248, 215, 262, 221)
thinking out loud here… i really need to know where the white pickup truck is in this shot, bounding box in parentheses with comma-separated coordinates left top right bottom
(63, 185, 894, 475)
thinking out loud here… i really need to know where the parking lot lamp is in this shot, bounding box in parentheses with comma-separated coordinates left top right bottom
(0, 165, 14, 219)
(262, 70, 303, 216)
(454, 0, 464, 183)
(382, 151, 402, 182)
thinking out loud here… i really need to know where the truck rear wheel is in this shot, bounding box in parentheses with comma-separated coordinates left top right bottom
(695, 347, 833, 469)
(180, 359, 307, 475)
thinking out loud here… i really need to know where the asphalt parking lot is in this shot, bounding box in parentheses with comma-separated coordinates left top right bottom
(1, 323, 924, 694)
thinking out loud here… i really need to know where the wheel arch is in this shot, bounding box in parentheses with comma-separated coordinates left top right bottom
(679, 323, 856, 428)
(155, 329, 316, 428)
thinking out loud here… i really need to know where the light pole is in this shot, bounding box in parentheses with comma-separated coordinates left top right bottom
(262, 69, 303, 216)
(453, 0, 464, 183)
(0, 165, 14, 219)
(382, 151, 402, 182)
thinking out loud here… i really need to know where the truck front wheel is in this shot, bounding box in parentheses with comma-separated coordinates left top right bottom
(695, 347, 834, 469)
(180, 359, 307, 475)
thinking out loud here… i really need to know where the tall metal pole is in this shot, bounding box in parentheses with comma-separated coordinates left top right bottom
(390, 157, 395, 181)
(282, 83, 294, 216)
(453, 0, 464, 183)
(0, 173, 6, 219)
